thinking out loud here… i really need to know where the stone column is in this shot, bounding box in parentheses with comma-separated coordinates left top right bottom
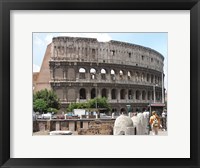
(83, 122, 89, 129)
(76, 121, 81, 129)
(86, 88, 90, 100)
(75, 87, 79, 103)
(107, 68, 111, 82)
(66, 46, 69, 58)
(108, 88, 111, 101)
(56, 122, 60, 131)
(69, 121, 75, 131)
(162, 72, 164, 103)
(86, 69, 90, 81)
(63, 68, 66, 79)
(117, 89, 120, 102)
(126, 89, 129, 101)
(76, 66, 80, 81)
(64, 87, 67, 101)
(96, 87, 100, 98)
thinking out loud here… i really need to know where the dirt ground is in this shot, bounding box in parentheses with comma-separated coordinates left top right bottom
(33, 131, 50, 135)
(33, 130, 78, 135)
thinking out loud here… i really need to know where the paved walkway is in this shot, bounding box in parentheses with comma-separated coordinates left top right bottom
(149, 130, 168, 136)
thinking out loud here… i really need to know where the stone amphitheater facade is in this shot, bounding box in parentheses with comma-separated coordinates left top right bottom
(35, 36, 165, 114)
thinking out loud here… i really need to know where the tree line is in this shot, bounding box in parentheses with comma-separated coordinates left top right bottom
(33, 89, 111, 113)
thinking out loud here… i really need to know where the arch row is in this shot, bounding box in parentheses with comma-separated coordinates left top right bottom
(50, 65, 163, 86)
(78, 87, 162, 102)
(78, 67, 162, 85)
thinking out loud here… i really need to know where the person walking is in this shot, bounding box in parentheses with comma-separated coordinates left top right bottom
(149, 111, 161, 135)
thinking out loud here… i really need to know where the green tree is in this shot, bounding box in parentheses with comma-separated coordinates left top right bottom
(67, 102, 89, 112)
(33, 99, 47, 112)
(33, 89, 60, 113)
(67, 97, 111, 112)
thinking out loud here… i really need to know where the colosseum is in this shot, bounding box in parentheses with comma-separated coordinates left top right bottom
(34, 36, 165, 114)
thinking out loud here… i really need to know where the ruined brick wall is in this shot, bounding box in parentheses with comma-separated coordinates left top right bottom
(51, 37, 164, 72)
(78, 120, 114, 135)
(33, 121, 39, 132)
(33, 119, 115, 135)
(33, 72, 39, 92)
(34, 44, 52, 92)
(33, 120, 51, 132)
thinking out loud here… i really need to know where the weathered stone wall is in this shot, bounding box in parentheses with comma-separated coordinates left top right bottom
(33, 120, 39, 132)
(33, 120, 51, 132)
(78, 120, 114, 135)
(33, 72, 39, 92)
(34, 44, 52, 92)
(35, 36, 165, 113)
(51, 37, 164, 72)
(33, 119, 115, 135)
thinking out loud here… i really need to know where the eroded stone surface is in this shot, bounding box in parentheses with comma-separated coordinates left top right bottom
(114, 114, 134, 135)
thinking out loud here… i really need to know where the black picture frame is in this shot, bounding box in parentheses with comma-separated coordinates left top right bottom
(0, 0, 199, 168)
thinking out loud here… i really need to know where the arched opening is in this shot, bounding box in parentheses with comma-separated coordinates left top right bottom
(120, 108, 126, 113)
(147, 74, 150, 82)
(151, 74, 154, 83)
(79, 88, 86, 99)
(152, 91, 154, 100)
(90, 68, 96, 80)
(101, 69, 106, 80)
(141, 73, 145, 81)
(111, 69, 116, 80)
(142, 90, 146, 100)
(148, 91, 151, 100)
(156, 92, 161, 100)
(128, 90, 133, 99)
(136, 90, 140, 100)
(79, 68, 86, 79)
(112, 108, 117, 112)
(91, 88, 96, 99)
(101, 88, 107, 98)
(127, 71, 131, 80)
(120, 89, 126, 99)
(111, 89, 117, 99)
(119, 70, 124, 80)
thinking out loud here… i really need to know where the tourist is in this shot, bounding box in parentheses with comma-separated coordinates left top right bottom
(149, 111, 161, 135)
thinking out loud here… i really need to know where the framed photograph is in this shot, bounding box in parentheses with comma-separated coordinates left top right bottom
(0, 0, 199, 168)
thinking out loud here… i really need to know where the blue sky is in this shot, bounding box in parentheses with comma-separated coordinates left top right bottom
(33, 33, 167, 88)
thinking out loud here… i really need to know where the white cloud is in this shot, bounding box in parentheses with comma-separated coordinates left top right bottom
(33, 64, 40, 72)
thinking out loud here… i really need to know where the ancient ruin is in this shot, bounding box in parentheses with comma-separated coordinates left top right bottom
(34, 36, 165, 114)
